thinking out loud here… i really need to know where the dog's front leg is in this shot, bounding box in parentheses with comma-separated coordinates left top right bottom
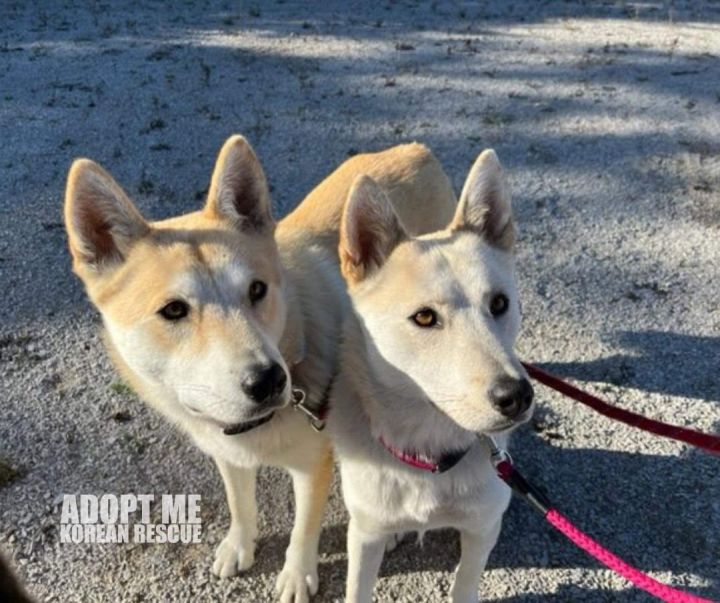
(211, 459, 258, 578)
(275, 447, 333, 603)
(450, 521, 502, 603)
(346, 517, 386, 603)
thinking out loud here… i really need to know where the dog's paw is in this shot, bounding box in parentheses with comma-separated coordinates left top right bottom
(275, 563, 318, 603)
(211, 530, 255, 578)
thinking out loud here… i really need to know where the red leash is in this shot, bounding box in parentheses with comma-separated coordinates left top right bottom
(488, 440, 714, 603)
(522, 362, 720, 455)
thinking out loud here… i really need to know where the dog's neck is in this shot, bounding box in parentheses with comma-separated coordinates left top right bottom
(276, 247, 346, 407)
(345, 316, 478, 459)
(279, 274, 306, 370)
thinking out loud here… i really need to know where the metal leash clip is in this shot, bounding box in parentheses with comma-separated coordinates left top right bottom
(486, 435, 513, 470)
(482, 434, 550, 515)
(291, 387, 326, 432)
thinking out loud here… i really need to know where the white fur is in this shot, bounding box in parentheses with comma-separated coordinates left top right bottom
(67, 135, 346, 603)
(330, 150, 531, 602)
(104, 263, 290, 427)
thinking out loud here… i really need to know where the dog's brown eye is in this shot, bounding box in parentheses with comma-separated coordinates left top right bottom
(411, 308, 438, 328)
(490, 294, 509, 317)
(159, 300, 189, 321)
(249, 280, 267, 305)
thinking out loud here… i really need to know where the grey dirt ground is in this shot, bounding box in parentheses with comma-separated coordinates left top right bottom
(0, 1, 718, 601)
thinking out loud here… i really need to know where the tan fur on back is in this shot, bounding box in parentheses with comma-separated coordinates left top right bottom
(279, 143, 456, 246)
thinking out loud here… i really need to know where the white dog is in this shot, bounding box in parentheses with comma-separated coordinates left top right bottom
(329, 150, 534, 602)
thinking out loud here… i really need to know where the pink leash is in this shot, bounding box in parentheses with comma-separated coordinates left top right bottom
(489, 440, 714, 603)
(546, 510, 710, 603)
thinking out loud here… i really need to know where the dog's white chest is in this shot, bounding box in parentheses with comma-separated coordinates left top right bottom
(341, 455, 510, 534)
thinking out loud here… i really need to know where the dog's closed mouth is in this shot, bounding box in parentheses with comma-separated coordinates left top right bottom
(223, 412, 275, 436)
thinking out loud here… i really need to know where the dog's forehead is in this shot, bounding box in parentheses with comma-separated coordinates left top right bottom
(391, 232, 513, 293)
(171, 257, 252, 299)
(114, 223, 281, 305)
(169, 237, 280, 299)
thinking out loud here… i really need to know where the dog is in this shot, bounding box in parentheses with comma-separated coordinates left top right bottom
(64, 135, 455, 602)
(328, 149, 535, 602)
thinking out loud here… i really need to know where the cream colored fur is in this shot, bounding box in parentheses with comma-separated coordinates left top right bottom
(329, 150, 533, 602)
(64, 135, 454, 602)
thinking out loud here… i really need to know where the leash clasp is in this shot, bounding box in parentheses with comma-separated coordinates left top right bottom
(291, 387, 326, 432)
(482, 435, 551, 516)
(486, 435, 513, 471)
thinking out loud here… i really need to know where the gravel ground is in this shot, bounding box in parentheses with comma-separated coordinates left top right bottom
(1, 1, 718, 601)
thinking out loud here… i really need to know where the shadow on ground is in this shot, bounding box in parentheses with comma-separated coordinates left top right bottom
(535, 330, 720, 403)
(2, 0, 718, 325)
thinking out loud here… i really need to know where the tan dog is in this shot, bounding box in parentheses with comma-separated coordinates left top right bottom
(328, 150, 534, 602)
(64, 135, 454, 602)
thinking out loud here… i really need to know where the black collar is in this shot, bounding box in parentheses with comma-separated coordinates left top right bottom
(223, 411, 275, 435)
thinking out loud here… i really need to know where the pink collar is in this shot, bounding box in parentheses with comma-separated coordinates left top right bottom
(378, 435, 471, 474)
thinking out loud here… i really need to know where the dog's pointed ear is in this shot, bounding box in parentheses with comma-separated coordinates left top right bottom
(340, 175, 407, 285)
(204, 134, 274, 233)
(64, 158, 149, 274)
(451, 149, 514, 250)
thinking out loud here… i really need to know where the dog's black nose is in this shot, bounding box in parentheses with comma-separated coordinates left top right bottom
(242, 362, 287, 404)
(490, 377, 534, 419)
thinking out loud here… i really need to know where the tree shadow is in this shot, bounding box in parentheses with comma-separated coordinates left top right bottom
(2, 0, 718, 326)
(2, 0, 719, 329)
(534, 330, 720, 403)
(479, 583, 682, 602)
